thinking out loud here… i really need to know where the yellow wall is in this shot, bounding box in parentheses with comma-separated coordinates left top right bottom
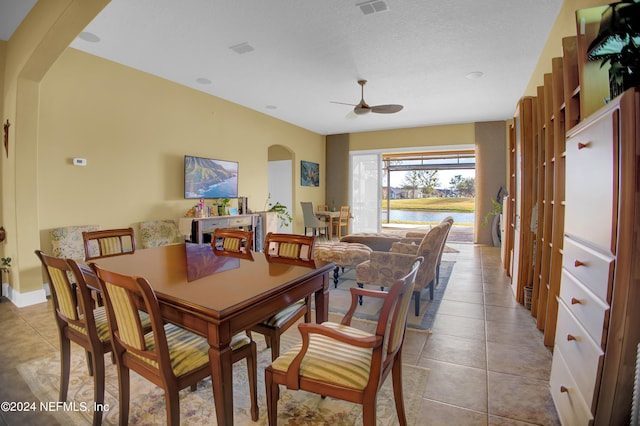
(38, 48, 324, 234)
(349, 123, 475, 151)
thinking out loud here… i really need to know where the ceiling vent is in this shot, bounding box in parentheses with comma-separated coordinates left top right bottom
(229, 42, 254, 54)
(357, 0, 388, 15)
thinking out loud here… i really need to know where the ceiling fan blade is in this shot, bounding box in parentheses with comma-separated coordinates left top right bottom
(371, 104, 404, 114)
(330, 101, 358, 107)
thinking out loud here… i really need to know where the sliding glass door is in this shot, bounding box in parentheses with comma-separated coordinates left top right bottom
(350, 152, 381, 233)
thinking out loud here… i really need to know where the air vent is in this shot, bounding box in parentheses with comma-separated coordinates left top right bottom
(229, 42, 254, 54)
(357, 0, 388, 15)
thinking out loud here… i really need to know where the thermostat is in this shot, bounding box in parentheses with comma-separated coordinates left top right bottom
(73, 158, 87, 166)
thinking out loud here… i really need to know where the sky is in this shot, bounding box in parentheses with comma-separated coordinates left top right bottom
(388, 169, 475, 189)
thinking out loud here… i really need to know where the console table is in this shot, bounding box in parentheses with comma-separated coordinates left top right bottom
(182, 214, 260, 248)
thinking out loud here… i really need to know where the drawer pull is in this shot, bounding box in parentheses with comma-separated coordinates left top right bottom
(574, 260, 586, 267)
(560, 385, 568, 393)
(570, 297, 582, 305)
(577, 142, 590, 150)
(567, 334, 577, 341)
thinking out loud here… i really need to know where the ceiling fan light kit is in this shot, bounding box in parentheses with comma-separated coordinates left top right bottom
(332, 79, 404, 116)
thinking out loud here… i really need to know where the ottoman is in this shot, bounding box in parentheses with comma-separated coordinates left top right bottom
(313, 242, 372, 287)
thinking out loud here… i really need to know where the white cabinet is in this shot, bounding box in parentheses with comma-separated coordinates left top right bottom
(550, 89, 640, 425)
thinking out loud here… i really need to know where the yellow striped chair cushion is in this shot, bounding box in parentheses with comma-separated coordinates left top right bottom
(261, 299, 305, 327)
(68, 307, 151, 343)
(222, 238, 241, 252)
(105, 283, 146, 349)
(140, 325, 251, 377)
(271, 322, 373, 390)
(279, 242, 300, 258)
(47, 266, 78, 321)
(68, 306, 110, 341)
(99, 237, 123, 255)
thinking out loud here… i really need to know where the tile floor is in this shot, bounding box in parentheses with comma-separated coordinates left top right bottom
(0, 242, 560, 425)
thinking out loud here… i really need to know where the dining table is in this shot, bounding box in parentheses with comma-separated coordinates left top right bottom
(315, 210, 351, 239)
(89, 242, 334, 426)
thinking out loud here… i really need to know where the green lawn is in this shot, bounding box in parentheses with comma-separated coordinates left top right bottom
(383, 197, 475, 212)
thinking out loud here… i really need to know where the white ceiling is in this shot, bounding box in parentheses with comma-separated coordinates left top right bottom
(2, 0, 563, 136)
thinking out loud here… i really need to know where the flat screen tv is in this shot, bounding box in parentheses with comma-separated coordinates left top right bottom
(184, 155, 238, 199)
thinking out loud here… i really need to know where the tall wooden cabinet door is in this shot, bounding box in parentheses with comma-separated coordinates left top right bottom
(511, 97, 536, 303)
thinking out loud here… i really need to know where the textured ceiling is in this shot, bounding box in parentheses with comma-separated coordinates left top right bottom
(2, 0, 564, 135)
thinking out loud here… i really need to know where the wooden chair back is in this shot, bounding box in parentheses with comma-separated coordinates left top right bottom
(213, 228, 253, 252)
(263, 232, 316, 266)
(83, 228, 136, 260)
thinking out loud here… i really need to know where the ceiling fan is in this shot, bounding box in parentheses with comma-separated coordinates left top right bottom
(331, 80, 404, 115)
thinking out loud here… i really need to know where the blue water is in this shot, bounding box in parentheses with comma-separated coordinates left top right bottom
(381, 210, 474, 224)
(190, 176, 238, 199)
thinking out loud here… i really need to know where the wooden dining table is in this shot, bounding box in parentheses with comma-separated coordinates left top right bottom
(90, 243, 333, 426)
(315, 210, 350, 239)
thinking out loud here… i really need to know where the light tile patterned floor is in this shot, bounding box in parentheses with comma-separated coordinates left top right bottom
(0, 242, 560, 425)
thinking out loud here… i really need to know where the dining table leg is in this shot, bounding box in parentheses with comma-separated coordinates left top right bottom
(209, 341, 235, 426)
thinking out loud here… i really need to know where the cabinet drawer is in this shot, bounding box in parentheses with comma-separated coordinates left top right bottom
(550, 349, 594, 425)
(564, 112, 615, 253)
(562, 238, 614, 303)
(555, 301, 604, 407)
(228, 217, 251, 227)
(559, 270, 609, 345)
(201, 218, 229, 232)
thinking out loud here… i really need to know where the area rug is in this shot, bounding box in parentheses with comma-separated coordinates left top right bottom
(327, 260, 455, 331)
(17, 333, 429, 425)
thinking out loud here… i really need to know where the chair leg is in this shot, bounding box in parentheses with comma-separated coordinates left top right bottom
(165, 388, 181, 426)
(85, 349, 94, 376)
(429, 279, 434, 300)
(265, 368, 280, 426)
(118, 365, 130, 426)
(436, 263, 440, 285)
(91, 352, 106, 426)
(357, 283, 364, 305)
(303, 296, 312, 322)
(362, 398, 377, 426)
(414, 290, 420, 316)
(247, 341, 258, 421)
(59, 336, 71, 402)
(391, 353, 408, 426)
(270, 331, 280, 362)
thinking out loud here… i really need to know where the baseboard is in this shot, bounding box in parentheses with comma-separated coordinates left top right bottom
(2, 283, 47, 307)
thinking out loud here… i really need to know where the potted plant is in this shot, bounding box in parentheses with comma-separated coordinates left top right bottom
(218, 198, 231, 216)
(264, 194, 292, 228)
(587, 0, 640, 98)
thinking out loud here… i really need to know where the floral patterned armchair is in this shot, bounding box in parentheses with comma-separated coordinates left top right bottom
(138, 220, 183, 248)
(355, 251, 420, 305)
(50, 225, 100, 259)
(389, 222, 451, 316)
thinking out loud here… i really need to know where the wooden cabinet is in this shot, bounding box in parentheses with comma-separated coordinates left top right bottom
(188, 214, 260, 247)
(550, 88, 640, 425)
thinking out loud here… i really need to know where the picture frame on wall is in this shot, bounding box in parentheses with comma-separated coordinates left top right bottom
(301, 161, 319, 187)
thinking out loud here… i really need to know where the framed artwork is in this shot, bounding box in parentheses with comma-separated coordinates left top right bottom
(301, 161, 319, 187)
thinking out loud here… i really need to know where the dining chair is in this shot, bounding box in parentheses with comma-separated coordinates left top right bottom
(89, 263, 259, 425)
(250, 232, 316, 361)
(82, 228, 136, 261)
(331, 205, 351, 239)
(212, 228, 253, 253)
(300, 201, 328, 238)
(265, 256, 422, 426)
(35, 250, 116, 426)
(317, 204, 328, 212)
